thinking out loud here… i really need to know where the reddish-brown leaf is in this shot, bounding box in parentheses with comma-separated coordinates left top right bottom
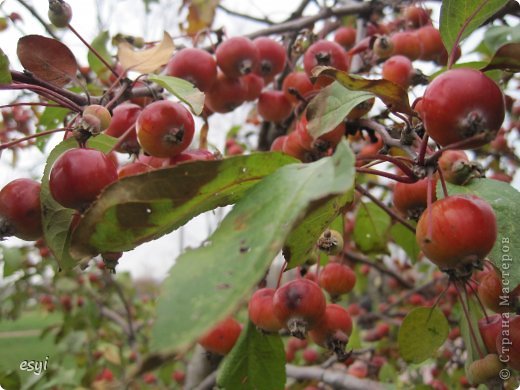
(313, 66, 415, 116)
(17, 35, 78, 87)
(481, 42, 520, 73)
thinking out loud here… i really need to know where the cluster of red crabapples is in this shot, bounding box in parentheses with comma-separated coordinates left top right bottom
(197, 228, 358, 361)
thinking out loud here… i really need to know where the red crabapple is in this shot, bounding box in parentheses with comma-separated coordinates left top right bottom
(273, 278, 326, 339)
(49, 148, 118, 210)
(0, 179, 42, 240)
(415, 195, 497, 271)
(420, 69, 505, 148)
(136, 100, 195, 157)
(164, 48, 217, 92)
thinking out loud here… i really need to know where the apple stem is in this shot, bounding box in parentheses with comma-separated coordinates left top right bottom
(276, 261, 287, 289)
(453, 281, 486, 360)
(466, 279, 490, 322)
(417, 132, 429, 167)
(426, 133, 488, 163)
(108, 123, 136, 155)
(199, 119, 209, 150)
(355, 167, 417, 183)
(67, 23, 120, 81)
(436, 167, 449, 199)
(356, 153, 415, 179)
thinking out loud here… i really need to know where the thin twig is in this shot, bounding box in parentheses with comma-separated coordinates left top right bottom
(342, 249, 414, 289)
(355, 184, 417, 233)
(108, 275, 136, 345)
(245, 2, 372, 39)
(0, 127, 67, 150)
(356, 168, 417, 183)
(67, 23, 119, 79)
(217, 4, 274, 25)
(15, 0, 60, 40)
(358, 118, 416, 158)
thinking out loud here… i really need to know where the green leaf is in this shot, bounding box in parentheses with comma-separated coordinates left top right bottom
(398, 307, 449, 363)
(482, 25, 520, 54)
(390, 222, 419, 263)
(283, 192, 354, 269)
(217, 322, 286, 390)
(379, 362, 397, 383)
(87, 31, 113, 76)
(353, 202, 391, 254)
(70, 153, 297, 259)
(0, 369, 21, 390)
(36, 106, 70, 151)
(438, 179, 520, 287)
(150, 141, 355, 353)
(147, 74, 204, 115)
(1, 246, 24, 277)
(41, 135, 117, 270)
(0, 48, 11, 84)
(306, 81, 373, 139)
(440, 0, 509, 55)
(313, 67, 414, 116)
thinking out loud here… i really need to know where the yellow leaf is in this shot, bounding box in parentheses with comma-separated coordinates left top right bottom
(180, 0, 219, 37)
(313, 66, 415, 116)
(117, 31, 174, 74)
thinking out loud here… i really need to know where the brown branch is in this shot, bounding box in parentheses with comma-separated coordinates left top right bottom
(217, 4, 274, 25)
(383, 277, 447, 314)
(99, 306, 132, 335)
(10, 71, 88, 107)
(190, 360, 386, 390)
(286, 364, 386, 390)
(286, 0, 313, 21)
(245, 2, 372, 39)
(342, 249, 414, 289)
(107, 274, 136, 345)
(358, 118, 416, 157)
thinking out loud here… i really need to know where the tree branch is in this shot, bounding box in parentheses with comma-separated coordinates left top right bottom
(286, 364, 386, 390)
(245, 2, 372, 39)
(358, 118, 416, 158)
(217, 4, 274, 25)
(342, 249, 414, 289)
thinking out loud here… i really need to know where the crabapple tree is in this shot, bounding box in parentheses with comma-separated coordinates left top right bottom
(0, 0, 519, 389)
